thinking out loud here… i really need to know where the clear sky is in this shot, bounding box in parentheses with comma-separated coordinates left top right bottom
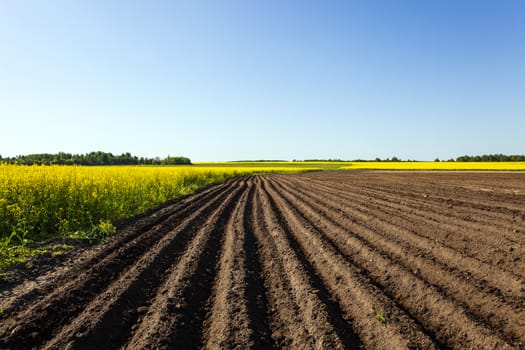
(1, 1, 524, 161)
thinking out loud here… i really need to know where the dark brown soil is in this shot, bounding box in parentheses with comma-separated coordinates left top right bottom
(1, 172, 524, 349)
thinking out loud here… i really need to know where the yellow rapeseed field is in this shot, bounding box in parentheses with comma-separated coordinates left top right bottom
(0, 164, 313, 242)
(342, 162, 525, 171)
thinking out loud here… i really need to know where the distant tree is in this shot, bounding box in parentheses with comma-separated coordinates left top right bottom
(2, 152, 191, 166)
(455, 154, 525, 162)
(162, 156, 191, 165)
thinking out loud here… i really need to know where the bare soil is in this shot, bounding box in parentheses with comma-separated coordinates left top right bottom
(1, 172, 524, 349)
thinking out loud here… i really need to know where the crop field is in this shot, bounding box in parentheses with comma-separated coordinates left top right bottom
(1, 171, 524, 349)
(6, 161, 520, 266)
(196, 161, 525, 171)
(0, 164, 319, 268)
(343, 161, 525, 171)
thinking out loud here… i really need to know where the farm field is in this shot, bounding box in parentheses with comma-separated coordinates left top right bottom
(10, 160, 523, 268)
(0, 164, 321, 268)
(1, 171, 524, 349)
(196, 161, 525, 171)
(342, 161, 525, 171)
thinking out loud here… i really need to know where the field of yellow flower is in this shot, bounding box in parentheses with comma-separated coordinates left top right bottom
(342, 161, 525, 171)
(1, 164, 319, 240)
(0, 164, 319, 268)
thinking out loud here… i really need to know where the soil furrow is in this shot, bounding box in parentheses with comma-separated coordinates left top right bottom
(250, 177, 347, 349)
(268, 177, 515, 349)
(42, 180, 246, 350)
(256, 179, 362, 350)
(0, 180, 233, 315)
(283, 175, 525, 302)
(307, 172, 525, 212)
(280, 176, 524, 298)
(238, 183, 275, 349)
(123, 179, 246, 349)
(0, 179, 239, 349)
(260, 177, 438, 349)
(304, 177, 525, 255)
(308, 176, 525, 245)
(202, 180, 255, 349)
(271, 177, 523, 347)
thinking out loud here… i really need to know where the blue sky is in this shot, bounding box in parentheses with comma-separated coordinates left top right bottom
(1, 1, 524, 161)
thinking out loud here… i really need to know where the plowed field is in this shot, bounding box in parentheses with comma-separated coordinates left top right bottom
(1, 172, 524, 349)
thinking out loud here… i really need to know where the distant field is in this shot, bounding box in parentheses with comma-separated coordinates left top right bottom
(194, 161, 348, 170)
(342, 161, 525, 171)
(197, 161, 525, 171)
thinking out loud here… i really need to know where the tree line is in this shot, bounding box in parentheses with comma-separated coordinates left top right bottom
(0, 152, 191, 166)
(301, 154, 525, 162)
(453, 154, 525, 162)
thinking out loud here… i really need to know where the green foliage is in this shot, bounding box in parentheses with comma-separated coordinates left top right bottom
(372, 305, 388, 325)
(161, 156, 191, 165)
(0, 236, 74, 271)
(65, 220, 116, 243)
(0, 151, 191, 166)
(301, 159, 347, 162)
(456, 154, 525, 162)
(0, 231, 45, 270)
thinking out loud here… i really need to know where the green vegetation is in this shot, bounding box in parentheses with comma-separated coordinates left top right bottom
(372, 305, 388, 325)
(0, 151, 191, 166)
(455, 154, 525, 162)
(0, 231, 48, 270)
(0, 237, 74, 271)
(351, 154, 525, 162)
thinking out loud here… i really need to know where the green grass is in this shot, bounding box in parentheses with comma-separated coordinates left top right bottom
(0, 231, 75, 271)
(372, 305, 388, 325)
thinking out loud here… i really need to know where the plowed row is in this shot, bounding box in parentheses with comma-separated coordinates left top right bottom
(1, 172, 524, 349)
